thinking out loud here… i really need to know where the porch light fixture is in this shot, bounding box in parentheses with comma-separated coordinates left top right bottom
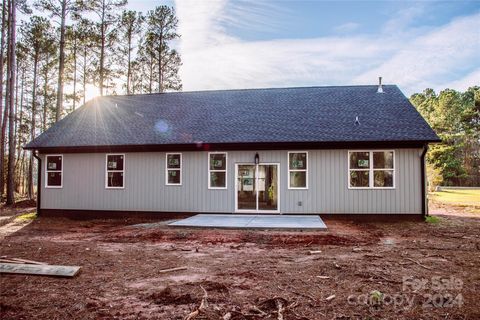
(254, 153, 260, 164)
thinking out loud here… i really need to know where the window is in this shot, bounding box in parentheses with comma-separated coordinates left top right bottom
(166, 153, 182, 185)
(288, 152, 308, 189)
(348, 151, 394, 189)
(208, 152, 227, 189)
(106, 154, 124, 188)
(46, 155, 63, 188)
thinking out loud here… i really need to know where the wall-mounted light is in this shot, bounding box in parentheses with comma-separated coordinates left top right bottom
(254, 153, 260, 165)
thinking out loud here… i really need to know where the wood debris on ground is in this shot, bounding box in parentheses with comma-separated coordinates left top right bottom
(0, 263, 81, 277)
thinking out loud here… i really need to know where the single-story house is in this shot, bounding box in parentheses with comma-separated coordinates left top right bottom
(25, 82, 440, 219)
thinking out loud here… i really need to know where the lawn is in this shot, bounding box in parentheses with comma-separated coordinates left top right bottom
(429, 189, 480, 214)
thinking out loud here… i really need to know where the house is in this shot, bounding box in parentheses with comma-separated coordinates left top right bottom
(25, 81, 440, 219)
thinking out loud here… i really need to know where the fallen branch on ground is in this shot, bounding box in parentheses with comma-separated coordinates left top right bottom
(185, 285, 208, 320)
(0, 258, 46, 265)
(325, 294, 336, 301)
(403, 258, 432, 270)
(276, 298, 285, 320)
(159, 266, 187, 273)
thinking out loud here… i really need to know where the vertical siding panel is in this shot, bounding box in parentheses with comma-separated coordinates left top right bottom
(41, 148, 423, 215)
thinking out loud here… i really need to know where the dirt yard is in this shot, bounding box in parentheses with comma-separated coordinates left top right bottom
(1, 211, 479, 319)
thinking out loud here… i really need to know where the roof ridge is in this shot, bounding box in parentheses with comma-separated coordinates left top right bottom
(101, 84, 398, 98)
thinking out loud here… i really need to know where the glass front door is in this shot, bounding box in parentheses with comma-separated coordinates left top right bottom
(236, 164, 279, 212)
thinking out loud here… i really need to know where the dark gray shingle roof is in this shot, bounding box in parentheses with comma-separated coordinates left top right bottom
(25, 85, 440, 149)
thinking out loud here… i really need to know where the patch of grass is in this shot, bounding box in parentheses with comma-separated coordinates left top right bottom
(15, 212, 37, 222)
(430, 189, 480, 206)
(429, 189, 480, 213)
(425, 215, 441, 224)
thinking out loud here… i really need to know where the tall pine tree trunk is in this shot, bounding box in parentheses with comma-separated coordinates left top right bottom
(0, 0, 7, 189)
(148, 55, 153, 94)
(27, 53, 39, 200)
(0, 0, 11, 200)
(157, 33, 163, 93)
(82, 46, 87, 105)
(43, 52, 49, 132)
(6, 0, 17, 205)
(55, 0, 67, 122)
(126, 32, 132, 94)
(99, 4, 106, 96)
(15, 64, 25, 176)
(72, 33, 77, 109)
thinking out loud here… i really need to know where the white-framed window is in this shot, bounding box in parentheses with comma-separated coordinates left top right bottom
(288, 151, 308, 189)
(208, 152, 227, 189)
(348, 150, 395, 189)
(166, 153, 182, 185)
(45, 155, 63, 188)
(105, 154, 125, 189)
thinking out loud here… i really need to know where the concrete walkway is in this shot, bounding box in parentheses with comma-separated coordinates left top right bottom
(168, 214, 327, 230)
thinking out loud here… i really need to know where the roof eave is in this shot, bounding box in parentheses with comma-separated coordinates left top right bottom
(25, 139, 442, 154)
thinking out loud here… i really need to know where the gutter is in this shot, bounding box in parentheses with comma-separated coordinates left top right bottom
(33, 151, 41, 216)
(420, 144, 428, 218)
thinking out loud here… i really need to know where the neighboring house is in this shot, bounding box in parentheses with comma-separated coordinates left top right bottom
(25, 82, 440, 218)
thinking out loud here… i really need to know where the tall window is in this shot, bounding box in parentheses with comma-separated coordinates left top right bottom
(349, 151, 394, 188)
(288, 151, 308, 189)
(208, 152, 227, 189)
(46, 155, 63, 188)
(106, 154, 125, 188)
(166, 153, 182, 185)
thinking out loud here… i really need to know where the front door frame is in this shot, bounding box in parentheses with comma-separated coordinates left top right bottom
(234, 162, 280, 214)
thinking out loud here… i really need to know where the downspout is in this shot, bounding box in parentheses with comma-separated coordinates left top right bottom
(420, 144, 428, 218)
(33, 151, 41, 216)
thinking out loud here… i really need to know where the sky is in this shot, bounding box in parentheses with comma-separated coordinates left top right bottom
(129, 0, 479, 95)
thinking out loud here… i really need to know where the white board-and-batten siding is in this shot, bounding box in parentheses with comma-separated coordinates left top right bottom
(40, 148, 423, 214)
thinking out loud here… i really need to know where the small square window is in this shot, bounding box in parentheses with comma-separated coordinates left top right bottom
(46, 155, 63, 188)
(350, 170, 369, 187)
(166, 153, 182, 185)
(210, 153, 226, 170)
(106, 154, 125, 189)
(373, 152, 394, 169)
(107, 155, 124, 170)
(107, 172, 124, 188)
(289, 171, 306, 188)
(167, 170, 181, 184)
(288, 152, 308, 189)
(208, 153, 227, 189)
(374, 170, 394, 187)
(210, 171, 226, 188)
(47, 172, 62, 187)
(350, 152, 370, 169)
(167, 154, 181, 169)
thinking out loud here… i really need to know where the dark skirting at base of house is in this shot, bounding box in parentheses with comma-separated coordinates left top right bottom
(39, 209, 424, 222)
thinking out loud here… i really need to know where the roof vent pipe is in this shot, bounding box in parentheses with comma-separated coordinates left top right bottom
(377, 77, 384, 93)
(355, 116, 360, 125)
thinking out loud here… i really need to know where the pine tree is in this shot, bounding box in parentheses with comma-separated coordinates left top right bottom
(5, 0, 17, 205)
(35, 0, 78, 122)
(20, 16, 55, 198)
(83, 0, 126, 96)
(143, 5, 181, 93)
(117, 10, 143, 94)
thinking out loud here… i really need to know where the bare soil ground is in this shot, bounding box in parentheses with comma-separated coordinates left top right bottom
(1, 210, 479, 319)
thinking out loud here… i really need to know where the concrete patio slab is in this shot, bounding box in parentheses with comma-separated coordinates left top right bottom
(168, 214, 327, 230)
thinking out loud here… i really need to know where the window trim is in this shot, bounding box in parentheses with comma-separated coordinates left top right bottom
(105, 153, 125, 189)
(287, 151, 308, 190)
(45, 154, 63, 189)
(165, 153, 182, 186)
(347, 150, 395, 190)
(208, 152, 227, 190)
